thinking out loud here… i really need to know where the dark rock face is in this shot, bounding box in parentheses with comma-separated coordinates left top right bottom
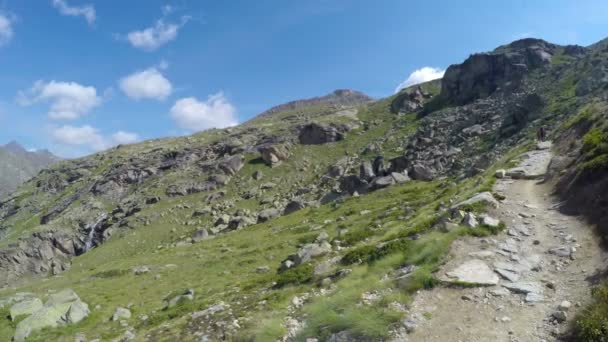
(298, 123, 349, 145)
(284, 200, 306, 215)
(440, 39, 556, 105)
(499, 93, 544, 137)
(391, 86, 433, 114)
(0, 231, 78, 286)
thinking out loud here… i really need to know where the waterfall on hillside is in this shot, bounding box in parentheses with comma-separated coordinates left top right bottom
(84, 213, 107, 252)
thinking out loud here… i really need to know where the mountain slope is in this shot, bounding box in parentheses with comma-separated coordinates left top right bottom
(0, 37, 607, 341)
(0, 141, 60, 198)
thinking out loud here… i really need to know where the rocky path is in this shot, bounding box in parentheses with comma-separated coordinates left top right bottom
(400, 144, 607, 341)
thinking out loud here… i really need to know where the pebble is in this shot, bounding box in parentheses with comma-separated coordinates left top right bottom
(558, 301, 571, 311)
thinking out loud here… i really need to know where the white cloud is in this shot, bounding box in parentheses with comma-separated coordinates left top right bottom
(395, 67, 445, 93)
(18, 80, 101, 120)
(119, 68, 172, 101)
(111, 131, 139, 145)
(52, 125, 139, 151)
(170, 93, 238, 132)
(126, 16, 190, 51)
(0, 15, 14, 46)
(52, 125, 105, 150)
(52, 0, 96, 26)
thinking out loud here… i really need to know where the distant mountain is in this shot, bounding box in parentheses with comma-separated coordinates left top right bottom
(0, 141, 61, 197)
(255, 89, 373, 119)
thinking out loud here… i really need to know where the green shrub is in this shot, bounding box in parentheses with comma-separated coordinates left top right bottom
(342, 239, 410, 265)
(275, 263, 314, 288)
(580, 128, 608, 171)
(575, 284, 608, 341)
(340, 228, 375, 246)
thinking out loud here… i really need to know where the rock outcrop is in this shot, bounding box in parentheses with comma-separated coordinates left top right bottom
(440, 38, 556, 105)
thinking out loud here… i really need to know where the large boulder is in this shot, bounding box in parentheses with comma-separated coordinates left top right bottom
(340, 175, 368, 195)
(257, 208, 280, 223)
(391, 86, 433, 113)
(14, 289, 89, 342)
(218, 155, 244, 176)
(259, 144, 290, 167)
(298, 122, 349, 145)
(280, 242, 332, 271)
(409, 164, 435, 181)
(10, 298, 43, 321)
(284, 200, 306, 215)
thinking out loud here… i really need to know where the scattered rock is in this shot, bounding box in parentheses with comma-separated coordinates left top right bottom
(112, 307, 132, 321)
(444, 259, 499, 286)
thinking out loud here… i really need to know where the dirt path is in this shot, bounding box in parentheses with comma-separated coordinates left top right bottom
(398, 145, 607, 342)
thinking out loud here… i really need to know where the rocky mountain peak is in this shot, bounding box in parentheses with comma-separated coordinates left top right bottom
(2, 140, 27, 155)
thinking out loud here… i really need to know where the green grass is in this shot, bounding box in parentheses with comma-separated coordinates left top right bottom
(275, 264, 314, 288)
(574, 283, 608, 341)
(580, 128, 608, 171)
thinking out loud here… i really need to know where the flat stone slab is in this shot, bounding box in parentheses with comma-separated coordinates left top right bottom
(495, 268, 520, 282)
(444, 259, 499, 286)
(503, 281, 543, 295)
(506, 150, 553, 180)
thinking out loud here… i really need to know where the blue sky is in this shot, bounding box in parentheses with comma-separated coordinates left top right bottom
(0, 0, 607, 157)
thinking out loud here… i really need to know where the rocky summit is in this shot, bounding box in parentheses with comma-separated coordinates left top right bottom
(1, 36, 608, 342)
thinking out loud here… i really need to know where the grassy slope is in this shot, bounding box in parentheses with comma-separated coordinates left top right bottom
(0, 78, 539, 341)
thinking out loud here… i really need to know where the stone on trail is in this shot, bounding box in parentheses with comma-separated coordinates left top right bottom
(549, 246, 572, 258)
(481, 215, 500, 227)
(495, 268, 520, 282)
(444, 259, 499, 286)
(503, 281, 543, 295)
(525, 292, 544, 303)
(469, 251, 494, 259)
(451, 192, 499, 211)
(495, 169, 506, 178)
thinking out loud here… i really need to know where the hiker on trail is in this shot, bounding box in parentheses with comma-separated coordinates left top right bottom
(537, 126, 547, 142)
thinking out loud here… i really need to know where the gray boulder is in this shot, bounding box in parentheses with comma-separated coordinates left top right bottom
(298, 122, 347, 145)
(112, 307, 132, 321)
(258, 208, 280, 223)
(14, 289, 89, 342)
(259, 144, 290, 167)
(409, 164, 435, 181)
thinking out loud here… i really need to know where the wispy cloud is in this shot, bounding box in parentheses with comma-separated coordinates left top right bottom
(52, 0, 96, 26)
(0, 14, 14, 46)
(125, 16, 190, 51)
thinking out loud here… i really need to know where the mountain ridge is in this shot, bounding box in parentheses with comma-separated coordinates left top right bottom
(0, 141, 61, 198)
